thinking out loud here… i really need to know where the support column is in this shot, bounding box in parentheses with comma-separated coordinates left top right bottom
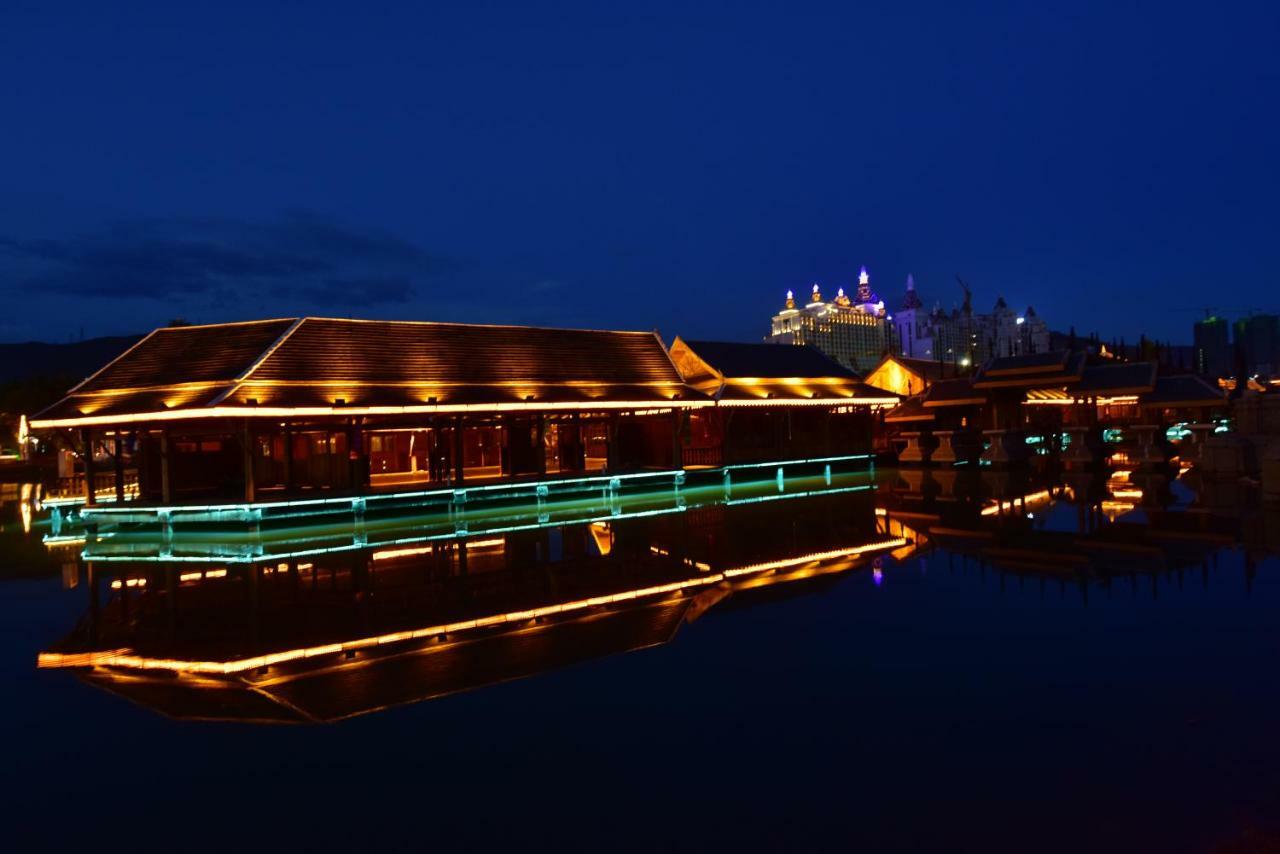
(159, 429, 172, 505)
(242, 419, 256, 504)
(80, 427, 97, 507)
(282, 421, 294, 494)
(606, 413, 620, 473)
(536, 413, 547, 477)
(671, 409, 683, 470)
(113, 432, 126, 503)
(453, 415, 465, 485)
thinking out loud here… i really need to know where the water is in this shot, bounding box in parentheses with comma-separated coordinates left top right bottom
(2, 468, 1278, 852)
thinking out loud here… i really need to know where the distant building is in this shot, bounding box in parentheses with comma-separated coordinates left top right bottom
(1233, 314, 1280, 377)
(1192, 315, 1232, 378)
(767, 267, 891, 372)
(890, 275, 1050, 366)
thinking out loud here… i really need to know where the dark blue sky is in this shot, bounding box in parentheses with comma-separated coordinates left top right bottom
(2, 1, 1277, 344)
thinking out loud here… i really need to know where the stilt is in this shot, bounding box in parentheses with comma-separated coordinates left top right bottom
(242, 420, 256, 503)
(453, 415, 465, 485)
(81, 427, 97, 507)
(283, 422, 294, 494)
(159, 429, 172, 505)
(113, 432, 126, 502)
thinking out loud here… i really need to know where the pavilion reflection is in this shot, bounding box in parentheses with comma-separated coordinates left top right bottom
(35, 463, 1279, 723)
(39, 486, 904, 723)
(879, 466, 1253, 586)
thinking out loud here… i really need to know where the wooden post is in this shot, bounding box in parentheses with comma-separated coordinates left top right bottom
(113, 432, 126, 503)
(536, 413, 547, 477)
(159, 429, 172, 505)
(453, 415, 465, 485)
(671, 409, 683, 469)
(606, 413, 620, 472)
(81, 427, 97, 507)
(283, 421, 294, 493)
(242, 420, 256, 504)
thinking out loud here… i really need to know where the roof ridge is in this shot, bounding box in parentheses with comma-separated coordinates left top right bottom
(63, 328, 161, 396)
(208, 317, 309, 406)
(296, 315, 658, 336)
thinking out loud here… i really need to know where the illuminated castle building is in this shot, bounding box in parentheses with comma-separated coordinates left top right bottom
(768, 267, 892, 372)
(891, 275, 1050, 367)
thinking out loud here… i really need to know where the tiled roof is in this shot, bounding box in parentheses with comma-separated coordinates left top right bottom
(972, 352, 1086, 389)
(679, 340, 860, 380)
(1139, 375, 1227, 408)
(34, 317, 702, 426)
(669, 338, 896, 403)
(74, 319, 296, 392)
(921, 378, 988, 407)
(1074, 361, 1158, 395)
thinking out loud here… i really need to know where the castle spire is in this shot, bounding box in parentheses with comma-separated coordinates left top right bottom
(809, 282, 822, 304)
(856, 265, 874, 305)
(785, 288, 795, 310)
(902, 273, 923, 310)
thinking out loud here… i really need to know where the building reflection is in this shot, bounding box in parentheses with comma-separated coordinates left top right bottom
(40, 484, 903, 723)
(33, 462, 1280, 723)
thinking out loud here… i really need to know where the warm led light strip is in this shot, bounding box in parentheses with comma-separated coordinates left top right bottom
(30, 399, 711, 430)
(979, 489, 1054, 516)
(721, 539, 906, 578)
(716, 398, 900, 407)
(371, 538, 504, 561)
(37, 575, 726, 675)
(38, 538, 906, 675)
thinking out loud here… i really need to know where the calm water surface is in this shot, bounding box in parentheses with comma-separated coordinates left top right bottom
(1, 469, 1277, 852)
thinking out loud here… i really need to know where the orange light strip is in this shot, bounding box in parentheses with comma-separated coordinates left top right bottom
(37, 538, 907, 676)
(37, 575, 727, 675)
(980, 488, 1055, 516)
(30, 399, 710, 429)
(716, 397, 899, 407)
(721, 538, 906, 578)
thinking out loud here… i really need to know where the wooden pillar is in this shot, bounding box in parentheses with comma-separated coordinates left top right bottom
(80, 427, 97, 507)
(113, 432, 126, 503)
(606, 413, 620, 472)
(159, 429, 172, 505)
(671, 409, 683, 469)
(242, 419, 256, 503)
(283, 421, 294, 493)
(453, 415, 465, 485)
(536, 413, 547, 477)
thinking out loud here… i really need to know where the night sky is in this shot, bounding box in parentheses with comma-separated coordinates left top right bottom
(2, 1, 1277, 345)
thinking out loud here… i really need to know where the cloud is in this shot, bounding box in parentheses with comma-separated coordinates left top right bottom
(0, 213, 449, 306)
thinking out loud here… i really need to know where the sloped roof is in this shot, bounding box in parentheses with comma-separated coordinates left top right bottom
(1075, 361, 1158, 395)
(1139, 374, 1227, 408)
(680, 340, 860, 379)
(921, 378, 989, 408)
(972, 351, 1086, 389)
(33, 317, 702, 427)
(668, 338, 896, 404)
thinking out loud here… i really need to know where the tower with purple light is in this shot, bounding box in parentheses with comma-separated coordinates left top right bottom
(768, 265, 892, 372)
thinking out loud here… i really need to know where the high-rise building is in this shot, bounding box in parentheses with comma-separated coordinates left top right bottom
(1192, 315, 1232, 378)
(1233, 314, 1280, 377)
(767, 267, 891, 372)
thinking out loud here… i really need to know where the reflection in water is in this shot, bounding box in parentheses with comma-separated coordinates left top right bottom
(38, 476, 905, 723)
(27, 460, 1278, 724)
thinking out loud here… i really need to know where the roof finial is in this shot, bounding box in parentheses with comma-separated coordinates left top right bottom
(810, 282, 822, 303)
(785, 289, 795, 309)
(902, 273, 923, 310)
(858, 266, 870, 286)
